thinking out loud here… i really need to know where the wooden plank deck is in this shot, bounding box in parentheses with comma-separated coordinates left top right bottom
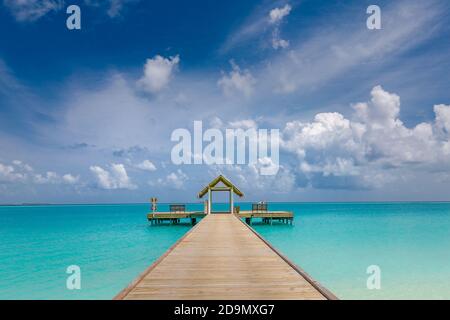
(115, 214, 336, 300)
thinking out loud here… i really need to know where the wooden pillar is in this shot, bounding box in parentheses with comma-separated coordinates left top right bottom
(208, 187, 212, 214)
(229, 189, 234, 213)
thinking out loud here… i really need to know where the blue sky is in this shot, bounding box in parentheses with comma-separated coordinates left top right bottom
(1, 0, 450, 203)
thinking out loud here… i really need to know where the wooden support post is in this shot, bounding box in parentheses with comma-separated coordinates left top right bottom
(229, 189, 234, 214)
(208, 187, 212, 214)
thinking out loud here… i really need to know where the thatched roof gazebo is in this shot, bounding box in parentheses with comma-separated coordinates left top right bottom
(198, 175, 243, 214)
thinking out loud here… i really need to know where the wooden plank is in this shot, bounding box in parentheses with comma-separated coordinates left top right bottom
(115, 214, 335, 300)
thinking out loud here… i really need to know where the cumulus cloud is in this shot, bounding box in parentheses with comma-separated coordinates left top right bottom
(218, 61, 256, 97)
(434, 104, 450, 135)
(90, 163, 136, 190)
(269, 4, 292, 24)
(271, 29, 289, 50)
(282, 85, 450, 189)
(0, 162, 26, 182)
(152, 169, 188, 189)
(3, 0, 63, 22)
(268, 4, 291, 49)
(12, 160, 33, 172)
(137, 55, 180, 93)
(228, 119, 258, 130)
(33, 171, 60, 184)
(136, 159, 156, 171)
(62, 174, 80, 184)
(0, 160, 80, 186)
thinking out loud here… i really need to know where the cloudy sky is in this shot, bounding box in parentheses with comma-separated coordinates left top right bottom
(1, 0, 450, 203)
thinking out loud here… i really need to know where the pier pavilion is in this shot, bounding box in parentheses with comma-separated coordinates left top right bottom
(197, 175, 243, 214)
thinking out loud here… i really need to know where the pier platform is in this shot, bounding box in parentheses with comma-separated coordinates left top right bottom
(147, 211, 293, 225)
(147, 212, 206, 225)
(238, 210, 294, 225)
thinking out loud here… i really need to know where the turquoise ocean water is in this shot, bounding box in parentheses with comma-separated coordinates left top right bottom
(0, 202, 449, 299)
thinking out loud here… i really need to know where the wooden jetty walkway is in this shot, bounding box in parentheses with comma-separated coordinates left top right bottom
(115, 213, 336, 300)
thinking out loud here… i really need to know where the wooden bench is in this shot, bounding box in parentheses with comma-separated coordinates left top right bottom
(252, 203, 268, 213)
(170, 204, 186, 213)
(248, 203, 293, 225)
(148, 204, 187, 225)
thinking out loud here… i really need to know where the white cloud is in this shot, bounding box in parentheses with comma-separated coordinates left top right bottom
(33, 171, 60, 184)
(0, 162, 25, 182)
(271, 29, 289, 49)
(269, 4, 292, 24)
(90, 163, 136, 190)
(209, 117, 258, 130)
(1, 160, 80, 186)
(89, 166, 111, 189)
(221, 3, 292, 52)
(282, 86, 450, 189)
(269, 4, 291, 49)
(166, 170, 187, 189)
(62, 174, 80, 184)
(218, 61, 256, 97)
(152, 169, 188, 189)
(434, 104, 450, 134)
(3, 0, 63, 22)
(137, 55, 180, 93)
(136, 160, 156, 171)
(33, 171, 80, 185)
(12, 160, 33, 172)
(228, 119, 258, 130)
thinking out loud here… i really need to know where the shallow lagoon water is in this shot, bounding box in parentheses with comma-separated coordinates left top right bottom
(1, 202, 449, 299)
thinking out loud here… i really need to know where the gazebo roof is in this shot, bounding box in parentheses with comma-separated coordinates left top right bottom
(198, 175, 244, 198)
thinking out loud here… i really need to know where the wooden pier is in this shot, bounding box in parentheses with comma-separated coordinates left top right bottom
(116, 213, 336, 300)
(147, 212, 206, 225)
(238, 210, 294, 225)
(147, 211, 293, 225)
